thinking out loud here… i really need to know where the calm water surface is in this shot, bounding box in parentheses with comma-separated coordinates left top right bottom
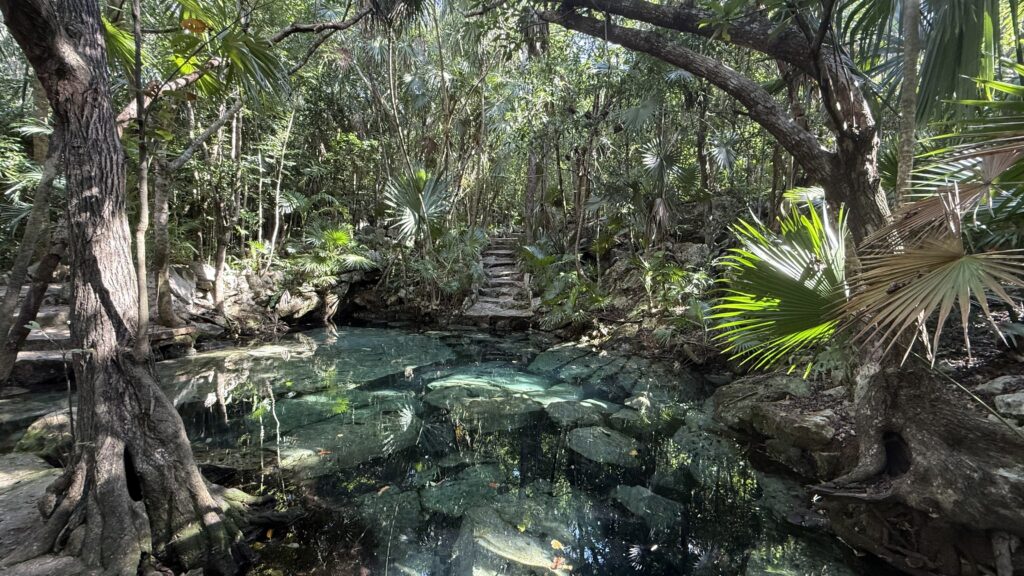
(155, 326, 887, 576)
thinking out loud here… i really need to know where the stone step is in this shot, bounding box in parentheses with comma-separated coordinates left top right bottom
(12, 351, 69, 387)
(486, 267, 520, 277)
(486, 278, 522, 287)
(482, 249, 517, 257)
(488, 241, 518, 249)
(480, 287, 522, 297)
(482, 258, 516, 267)
(476, 297, 530, 310)
(463, 302, 534, 319)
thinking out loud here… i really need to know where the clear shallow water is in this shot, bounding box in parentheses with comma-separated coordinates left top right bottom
(156, 327, 884, 576)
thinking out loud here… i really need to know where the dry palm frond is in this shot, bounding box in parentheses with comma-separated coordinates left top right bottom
(846, 234, 1024, 362)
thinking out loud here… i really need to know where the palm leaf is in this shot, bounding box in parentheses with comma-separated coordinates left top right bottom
(846, 235, 1024, 361)
(711, 204, 848, 372)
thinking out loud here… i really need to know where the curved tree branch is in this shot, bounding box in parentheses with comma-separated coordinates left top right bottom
(539, 9, 835, 180)
(115, 57, 224, 135)
(270, 7, 371, 43)
(551, 0, 816, 73)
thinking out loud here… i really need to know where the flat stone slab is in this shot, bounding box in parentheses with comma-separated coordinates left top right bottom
(612, 485, 685, 533)
(567, 426, 640, 467)
(464, 302, 534, 318)
(0, 454, 61, 558)
(271, 408, 421, 479)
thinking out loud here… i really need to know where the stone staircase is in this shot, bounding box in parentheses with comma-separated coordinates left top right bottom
(463, 236, 536, 325)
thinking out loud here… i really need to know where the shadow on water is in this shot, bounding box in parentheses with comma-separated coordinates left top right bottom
(156, 326, 897, 575)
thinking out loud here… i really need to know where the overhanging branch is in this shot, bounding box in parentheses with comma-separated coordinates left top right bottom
(271, 7, 371, 44)
(551, 0, 816, 74)
(115, 57, 223, 135)
(540, 10, 834, 180)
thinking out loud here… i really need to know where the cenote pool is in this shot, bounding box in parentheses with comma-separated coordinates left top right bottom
(155, 327, 886, 575)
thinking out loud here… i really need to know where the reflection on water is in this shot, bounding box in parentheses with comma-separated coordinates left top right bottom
(157, 327, 883, 575)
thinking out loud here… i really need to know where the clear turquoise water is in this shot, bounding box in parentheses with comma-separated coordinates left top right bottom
(156, 326, 888, 576)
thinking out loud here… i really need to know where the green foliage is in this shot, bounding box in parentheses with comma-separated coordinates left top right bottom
(712, 204, 848, 373)
(384, 169, 451, 249)
(408, 227, 487, 298)
(520, 242, 609, 330)
(288, 224, 377, 289)
(633, 251, 711, 313)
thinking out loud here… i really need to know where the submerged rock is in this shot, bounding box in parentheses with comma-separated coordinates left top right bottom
(14, 408, 75, 462)
(995, 392, 1024, 418)
(272, 406, 420, 479)
(523, 383, 581, 406)
(527, 343, 593, 374)
(545, 399, 618, 428)
(427, 363, 553, 395)
(424, 365, 555, 432)
(420, 464, 504, 518)
(450, 506, 569, 576)
(612, 485, 685, 534)
(567, 426, 640, 467)
(744, 533, 859, 576)
(653, 412, 744, 494)
(356, 487, 423, 537)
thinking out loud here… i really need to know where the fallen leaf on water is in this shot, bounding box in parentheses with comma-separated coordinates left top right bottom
(628, 449, 639, 457)
(265, 528, 274, 539)
(378, 485, 391, 495)
(550, 539, 564, 550)
(517, 523, 527, 533)
(488, 482, 500, 489)
(551, 556, 566, 570)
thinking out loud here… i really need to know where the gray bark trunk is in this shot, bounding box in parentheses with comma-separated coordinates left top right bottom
(0, 1, 250, 573)
(895, 0, 921, 205)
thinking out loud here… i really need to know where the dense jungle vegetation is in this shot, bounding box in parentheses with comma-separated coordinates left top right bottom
(0, 0, 1024, 575)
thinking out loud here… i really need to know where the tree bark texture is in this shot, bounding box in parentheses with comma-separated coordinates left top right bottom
(152, 161, 183, 328)
(818, 353, 1024, 574)
(0, 1, 249, 573)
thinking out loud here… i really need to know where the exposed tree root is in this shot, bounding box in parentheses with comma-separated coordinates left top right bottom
(812, 354, 1024, 575)
(1, 359, 254, 576)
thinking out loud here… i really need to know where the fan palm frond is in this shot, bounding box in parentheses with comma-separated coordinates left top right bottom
(847, 235, 1024, 361)
(712, 204, 848, 372)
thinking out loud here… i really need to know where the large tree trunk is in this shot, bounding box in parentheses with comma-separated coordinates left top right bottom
(818, 350, 1024, 574)
(0, 1, 249, 574)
